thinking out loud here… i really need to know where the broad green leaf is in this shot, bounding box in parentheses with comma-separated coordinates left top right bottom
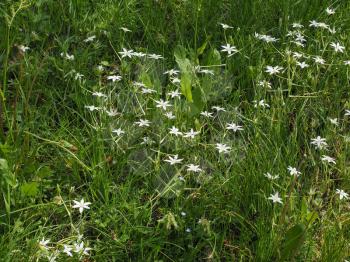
(180, 73, 193, 102)
(20, 182, 39, 197)
(280, 223, 306, 260)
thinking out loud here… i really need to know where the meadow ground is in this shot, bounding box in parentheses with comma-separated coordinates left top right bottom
(0, 0, 350, 261)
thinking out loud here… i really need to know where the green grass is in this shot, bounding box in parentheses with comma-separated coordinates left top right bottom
(1, 0, 350, 261)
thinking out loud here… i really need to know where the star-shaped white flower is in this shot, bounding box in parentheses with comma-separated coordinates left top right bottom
(287, 166, 301, 177)
(183, 129, 200, 139)
(330, 42, 345, 53)
(119, 48, 134, 58)
(221, 43, 238, 57)
(226, 123, 243, 132)
(135, 119, 151, 127)
(107, 75, 122, 82)
(321, 155, 336, 164)
(72, 198, 91, 214)
(211, 106, 226, 112)
(112, 128, 125, 136)
(164, 69, 179, 76)
(85, 105, 101, 111)
(148, 53, 163, 60)
(92, 91, 107, 98)
(186, 164, 202, 173)
(311, 136, 327, 150)
(39, 238, 50, 250)
(326, 7, 335, 15)
(219, 23, 233, 30)
(313, 56, 325, 65)
(63, 245, 73, 257)
(268, 192, 283, 204)
(155, 99, 172, 110)
(200, 111, 213, 118)
(164, 155, 183, 165)
(216, 143, 231, 154)
(120, 27, 132, 32)
(265, 65, 283, 75)
(264, 172, 279, 180)
(169, 126, 182, 136)
(296, 61, 309, 68)
(336, 189, 348, 200)
(168, 89, 181, 98)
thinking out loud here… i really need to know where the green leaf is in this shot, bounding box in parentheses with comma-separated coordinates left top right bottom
(20, 182, 39, 197)
(180, 73, 193, 102)
(280, 223, 306, 260)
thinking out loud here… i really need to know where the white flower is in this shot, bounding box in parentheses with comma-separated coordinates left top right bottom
(155, 99, 172, 110)
(148, 54, 163, 60)
(198, 69, 214, 75)
(221, 43, 238, 57)
(344, 61, 350, 65)
(84, 35, 96, 42)
(264, 172, 279, 180)
(268, 192, 283, 204)
(226, 123, 243, 132)
(120, 27, 132, 32)
(169, 126, 182, 136)
(321, 155, 336, 164)
(85, 105, 101, 111)
(183, 128, 200, 139)
(309, 20, 329, 29)
(107, 75, 122, 82)
(288, 166, 301, 176)
(211, 106, 226, 112)
(265, 65, 283, 75)
(345, 109, 350, 116)
(105, 108, 120, 117)
(164, 155, 183, 165)
(186, 164, 202, 173)
(336, 189, 348, 200)
(326, 7, 335, 15)
(119, 48, 134, 58)
(253, 99, 270, 108)
(168, 89, 181, 98)
(61, 52, 74, 60)
(133, 52, 147, 57)
(313, 56, 325, 65)
(72, 198, 91, 214)
(164, 69, 179, 76)
(92, 91, 107, 98)
(135, 119, 151, 127)
(257, 80, 272, 89)
(200, 111, 213, 118)
(329, 118, 338, 126)
(181, 211, 186, 216)
(39, 238, 50, 250)
(18, 45, 30, 52)
(141, 88, 157, 94)
(311, 136, 327, 149)
(74, 241, 92, 256)
(219, 23, 233, 30)
(112, 128, 125, 136)
(74, 73, 84, 81)
(296, 61, 309, 68)
(216, 143, 231, 154)
(330, 42, 345, 53)
(292, 23, 303, 28)
(63, 245, 73, 257)
(171, 77, 181, 84)
(164, 112, 175, 119)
